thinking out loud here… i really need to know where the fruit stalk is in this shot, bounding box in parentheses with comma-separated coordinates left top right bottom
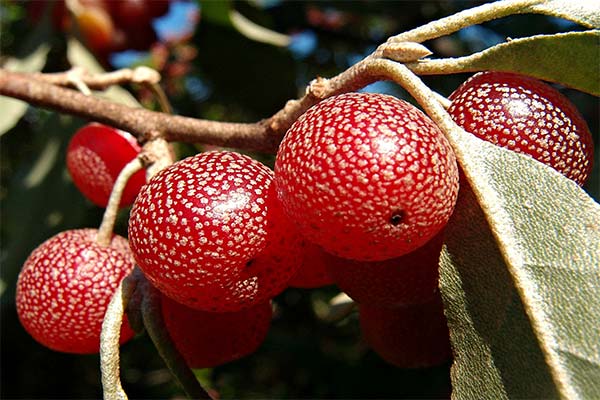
(100, 277, 135, 400)
(140, 280, 213, 400)
(96, 157, 144, 247)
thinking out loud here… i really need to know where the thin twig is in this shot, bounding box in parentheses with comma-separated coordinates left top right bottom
(31, 66, 161, 90)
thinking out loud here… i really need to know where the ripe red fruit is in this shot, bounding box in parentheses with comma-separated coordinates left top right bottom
(66, 123, 146, 208)
(275, 92, 459, 262)
(359, 295, 451, 368)
(288, 241, 335, 289)
(16, 229, 135, 354)
(448, 71, 594, 186)
(128, 151, 303, 312)
(161, 295, 272, 368)
(326, 230, 444, 307)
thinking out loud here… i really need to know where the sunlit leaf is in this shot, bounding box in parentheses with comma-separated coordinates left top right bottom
(524, 0, 600, 29)
(416, 31, 600, 95)
(444, 128, 600, 399)
(66, 37, 141, 107)
(229, 10, 290, 47)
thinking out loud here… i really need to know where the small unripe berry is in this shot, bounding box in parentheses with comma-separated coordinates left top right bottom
(326, 231, 444, 307)
(161, 295, 272, 368)
(128, 151, 303, 312)
(16, 229, 135, 354)
(66, 123, 146, 208)
(275, 92, 459, 261)
(448, 71, 594, 186)
(359, 295, 451, 368)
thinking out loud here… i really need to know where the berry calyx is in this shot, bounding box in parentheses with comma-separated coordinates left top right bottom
(448, 71, 594, 186)
(275, 92, 459, 261)
(326, 230, 444, 307)
(359, 295, 451, 368)
(66, 123, 146, 208)
(161, 295, 272, 369)
(288, 241, 335, 289)
(16, 229, 135, 354)
(128, 151, 303, 312)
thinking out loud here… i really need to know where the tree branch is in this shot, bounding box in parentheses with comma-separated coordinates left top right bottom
(0, 69, 279, 152)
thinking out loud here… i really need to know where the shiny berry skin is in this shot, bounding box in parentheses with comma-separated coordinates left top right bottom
(448, 71, 594, 186)
(16, 229, 135, 354)
(128, 151, 303, 312)
(359, 295, 451, 368)
(161, 295, 272, 368)
(288, 241, 335, 289)
(326, 230, 444, 307)
(275, 92, 459, 262)
(66, 123, 146, 208)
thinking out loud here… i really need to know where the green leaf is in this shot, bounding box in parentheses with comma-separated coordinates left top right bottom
(524, 0, 600, 29)
(442, 128, 600, 398)
(440, 184, 559, 399)
(200, 0, 234, 27)
(0, 16, 51, 136)
(418, 31, 600, 95)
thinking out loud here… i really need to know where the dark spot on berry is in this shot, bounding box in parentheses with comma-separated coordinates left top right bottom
(245, 259, 254, 268)
(390, 210, 406, 226)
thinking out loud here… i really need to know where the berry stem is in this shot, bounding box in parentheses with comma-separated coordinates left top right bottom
(140, 281, 214, 400)
(100, 276, 135, 400)
(96, 157, 144, 247)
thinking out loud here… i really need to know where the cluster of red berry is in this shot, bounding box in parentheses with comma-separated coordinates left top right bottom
(28, 0, 171, 62)
(15, 72, 593, 371)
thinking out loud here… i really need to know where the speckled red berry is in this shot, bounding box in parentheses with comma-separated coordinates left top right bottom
(288, 241, 335, 289)
(275, 92, 459, 262)
(359, 294, 451, 368)
(161, 294, 271, 368)
(448, 71, 594, 186)
(128, 151, 303, 312)
(66, 122, 146, 208)
(16, 229, 135, 354)
(326, 230, 444, 307)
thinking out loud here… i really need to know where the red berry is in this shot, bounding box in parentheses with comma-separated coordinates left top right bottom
(448, 71, 594, 186)
(66, 123, 146, 208)
(326, 230, 444, 307)
(16, 229, 135, 354)
(359, 295, 451, 368)
(128, 151, 303, 312)
(288, 241, 334, 289)
(161, 295, 272, 368)
(275, 92, 459, 262)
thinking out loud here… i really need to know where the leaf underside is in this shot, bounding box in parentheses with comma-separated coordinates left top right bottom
(442, 129, 600, 399)
(524, 0, 600, 29)
(418, 31, 600, 96)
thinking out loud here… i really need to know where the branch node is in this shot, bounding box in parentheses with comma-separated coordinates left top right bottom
(307, 77, 330, 99)
(131, 67, 161, 85)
